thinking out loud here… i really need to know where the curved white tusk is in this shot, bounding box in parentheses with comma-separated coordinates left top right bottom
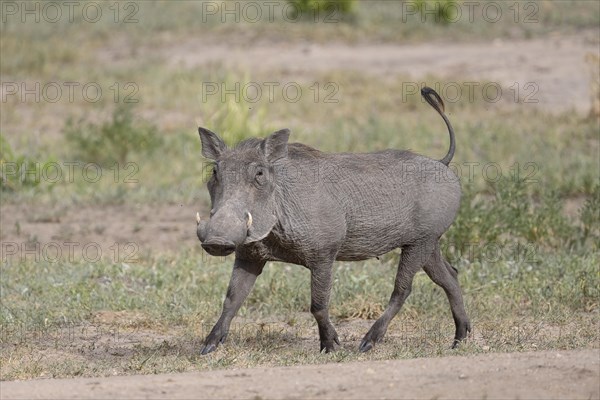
(246, 212, 252, 230)
(196, 212, 201, 225)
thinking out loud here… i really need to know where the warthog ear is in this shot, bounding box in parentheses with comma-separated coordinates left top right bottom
(198, 127, 226, 160)
(261, 129, 290, 162)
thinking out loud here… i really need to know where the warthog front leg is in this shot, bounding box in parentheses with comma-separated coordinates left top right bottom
(200, 258, 266, 355)
(310, 263, 340, 353)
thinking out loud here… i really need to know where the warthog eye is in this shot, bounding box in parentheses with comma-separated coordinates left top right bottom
(255, 168, 266, 184)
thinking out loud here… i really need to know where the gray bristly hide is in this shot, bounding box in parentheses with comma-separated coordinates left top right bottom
(196, 87, 471, 355)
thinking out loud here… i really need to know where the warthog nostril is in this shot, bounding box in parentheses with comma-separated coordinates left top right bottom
(201, 239, 236, 256)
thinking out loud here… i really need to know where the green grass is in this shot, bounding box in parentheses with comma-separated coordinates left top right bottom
(0, 245, 597, 379)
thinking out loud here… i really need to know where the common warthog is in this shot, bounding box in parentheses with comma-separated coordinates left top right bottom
(196, 87, 470, 354)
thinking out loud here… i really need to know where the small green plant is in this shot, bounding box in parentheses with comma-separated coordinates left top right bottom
(0, 135, 52, 192)
(579, 184, 600, 248)
(286, 0, 356, 19)
(204, 77, 272, 146)
(65, 105, 162, 167)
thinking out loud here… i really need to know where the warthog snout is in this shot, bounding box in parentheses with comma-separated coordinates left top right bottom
(201, 238, 236, 257)
(196, 209, 252, 256)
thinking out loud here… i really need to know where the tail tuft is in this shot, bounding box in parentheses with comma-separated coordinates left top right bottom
(421, 87, 445, 114)
(421, 86, 455, 166)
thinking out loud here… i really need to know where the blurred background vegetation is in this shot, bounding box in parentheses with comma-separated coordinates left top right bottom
(1, 0, 598, 201)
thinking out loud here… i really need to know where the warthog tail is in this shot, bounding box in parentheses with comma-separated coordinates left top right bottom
(421, 86, 455, 166)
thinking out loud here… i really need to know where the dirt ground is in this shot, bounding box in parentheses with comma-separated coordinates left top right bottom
(163, 31, 599, 114)
(2, 31, 599, 398)
(2, 349, 598, 399)
(0, 202, 201, 257)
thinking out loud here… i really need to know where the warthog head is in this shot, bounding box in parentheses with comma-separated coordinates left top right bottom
(196, 127, 290, 256)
